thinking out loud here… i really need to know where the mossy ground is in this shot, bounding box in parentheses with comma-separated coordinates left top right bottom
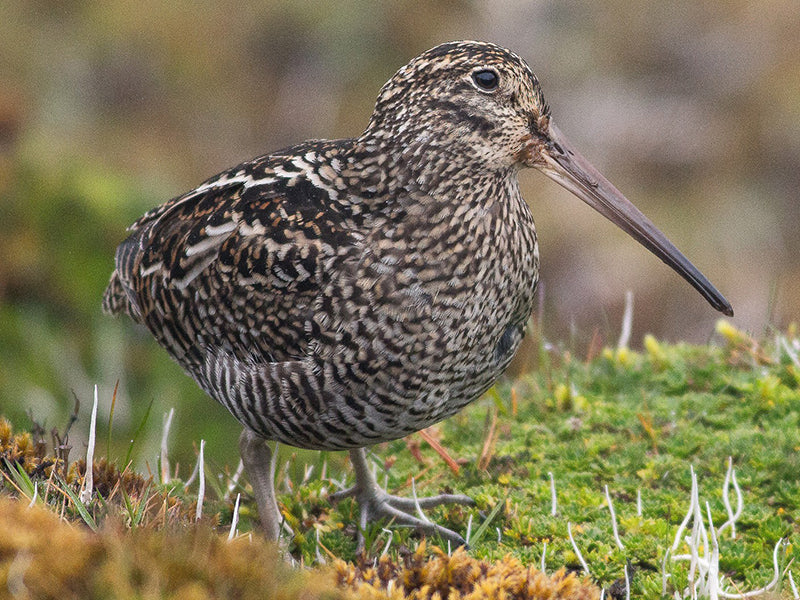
(1, 322, 799, 599)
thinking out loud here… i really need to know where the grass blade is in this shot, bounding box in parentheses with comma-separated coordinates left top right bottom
(106, 380, 119, 461)
(56, 475, 97, 531)
(467, 496, 504, 547)
(125, 397, 154, 467)
(3, 458, 37, 500)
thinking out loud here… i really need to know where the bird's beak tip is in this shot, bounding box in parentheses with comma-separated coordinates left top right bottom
(534, 122, 732, 317)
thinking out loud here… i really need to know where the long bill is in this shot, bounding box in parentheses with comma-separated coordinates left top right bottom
(536, 122, 733, 317)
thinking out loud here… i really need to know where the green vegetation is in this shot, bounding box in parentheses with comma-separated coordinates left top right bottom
(2, 323, 798, 598)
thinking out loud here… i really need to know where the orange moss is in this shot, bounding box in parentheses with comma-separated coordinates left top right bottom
(335, 542, 600, 600)
(0, 495, 346, 600)
(0, 495, 102, 598)
(69, 457, 148, 500)
(0, 418, 56, 479)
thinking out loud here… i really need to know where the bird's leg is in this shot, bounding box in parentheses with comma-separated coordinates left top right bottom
(329, 447, 475, 550)
(239, 428, 284, 541)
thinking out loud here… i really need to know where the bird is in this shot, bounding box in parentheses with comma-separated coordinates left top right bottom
(103, 40, 732, 548)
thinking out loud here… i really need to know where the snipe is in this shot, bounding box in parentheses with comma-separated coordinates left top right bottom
(104, 40, 732, 547)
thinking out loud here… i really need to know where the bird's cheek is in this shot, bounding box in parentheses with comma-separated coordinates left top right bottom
(515, 134, 547, 167)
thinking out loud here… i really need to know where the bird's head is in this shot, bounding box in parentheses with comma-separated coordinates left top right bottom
(363, 40, 733, 316)
(363, 40, 551, 170)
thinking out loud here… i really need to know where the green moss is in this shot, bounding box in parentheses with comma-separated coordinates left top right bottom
(2, 327, 800, 597)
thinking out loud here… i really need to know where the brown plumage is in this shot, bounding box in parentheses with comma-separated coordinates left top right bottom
(105, 40, 731, 546)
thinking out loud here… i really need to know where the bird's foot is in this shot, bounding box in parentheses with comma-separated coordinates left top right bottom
(330, 448, 474, 551)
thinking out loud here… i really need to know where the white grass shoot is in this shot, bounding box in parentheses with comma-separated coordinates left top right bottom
(185, 450, 200, 488)
(719, 457, 742, 540)
(410, 478, 430, 523)
(567, 522, 590, 575)
(672, 466, 699, 554)
(662, 462, 786, 599)
(541, 541, 547, 573)
(705, 502, 719, 600)
(302, 464, 314, 485)
(780, 335, 800, 367)
(28, 482, 37, 508)
(465, 513, 473, 545)
(79, 385, 99, 503)
(617, 290, 634, 350)
(661, 547, 672, 597)
(381, 528, 394, 557)
(315, 528, 325, 564)
(195, 439, 205, 522)
(224, 459, 244, 502)
(788, 570, 798, 600)
(687, 467, 708, 599)
(637, 488, 642, 518)
(227, 492, 241, 541)
(624, 562, 631, 600)
(549, 471, 557, 516)
(605, 484, 625, 550)
(160, 408, 175, 484)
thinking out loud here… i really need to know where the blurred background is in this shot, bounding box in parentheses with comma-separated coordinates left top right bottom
(1, 0, 798, 470)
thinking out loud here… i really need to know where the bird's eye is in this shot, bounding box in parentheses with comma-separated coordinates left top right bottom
(472, 69, 499, 91)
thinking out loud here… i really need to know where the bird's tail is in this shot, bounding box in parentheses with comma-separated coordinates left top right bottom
(102, 271, 133, 316)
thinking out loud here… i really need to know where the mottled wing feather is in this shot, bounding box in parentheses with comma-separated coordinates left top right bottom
(105, 150, 355, 373)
